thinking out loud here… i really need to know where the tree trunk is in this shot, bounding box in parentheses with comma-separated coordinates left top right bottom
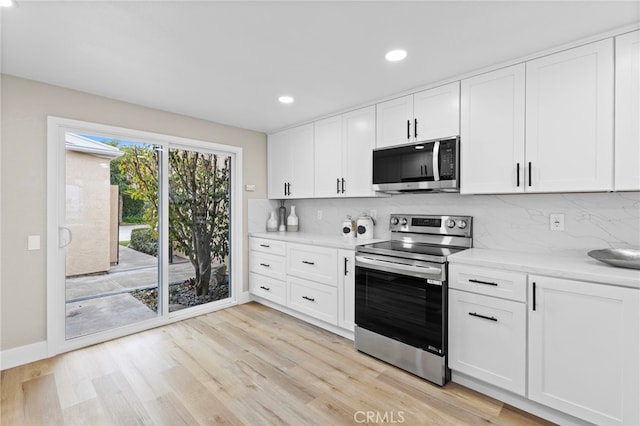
(194, 245, 212, 296)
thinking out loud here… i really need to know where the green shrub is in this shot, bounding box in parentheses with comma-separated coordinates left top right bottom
(129, 228, 157, 256)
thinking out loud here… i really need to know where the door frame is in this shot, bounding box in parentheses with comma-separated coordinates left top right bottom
(46, 116, 243, 356)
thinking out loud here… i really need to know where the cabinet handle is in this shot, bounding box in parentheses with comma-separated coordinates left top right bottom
(532, 282, 537, 311)
(469, 279, 498, 287)
(528, 162, 532, 187)
(259, 263, 270, 268)
(344, 257, 349, 276)
(414, 118, 418, 139)
(288, 182, 292, 196)
(259, 285, 270, 291)
(336, 178, 340, 194)
(516, 163, 520, 187)
(259, 244, 270, 248)
(407, 120, 411, 139)
(341, 178, 345, 194)
(302, 260, 315, 265)
(468, 312, 498, 322)
(284, 182, 287, 196)
(302, 296, 315, 302)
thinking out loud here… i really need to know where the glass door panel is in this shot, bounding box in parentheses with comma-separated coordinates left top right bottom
(168, 147, 231, 312)
(64, 134, 160, 339)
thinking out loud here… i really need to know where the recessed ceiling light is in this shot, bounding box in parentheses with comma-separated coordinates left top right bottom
(278, 95, 294, 104)
(385, 49, 407, 62)
(0, 0, 14, 7)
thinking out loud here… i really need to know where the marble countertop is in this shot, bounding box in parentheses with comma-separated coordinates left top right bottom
(449, 248, 640, 289)
(250, 232, 386, 250)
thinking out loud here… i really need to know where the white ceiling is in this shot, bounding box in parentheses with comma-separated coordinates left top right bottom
(2, 1, 638, 134)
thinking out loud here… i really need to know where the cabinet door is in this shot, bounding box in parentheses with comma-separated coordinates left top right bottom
(449, 289, 526, 395)
(287, 243, 338, 286)
(460, 65, 525, 194)
(267, 130, 291, 199)
(413, 82, 460, 141)
(287, 276, 338, 325)
(337, 249, 355, 331)
(343, 106, 376, 197)
(615, 30, 640, 191)
(376, 95, 413, 148)
(525, 39, 614, 192)
(288, 123, 315, 198)
(528, 276, 640, 425)
(314, 115, 343, 197)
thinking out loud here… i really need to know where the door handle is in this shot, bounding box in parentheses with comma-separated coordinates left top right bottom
(528, 162, 532, 187)
(302, 260, 315, 265)
(516, 163, 520, 187)
(468, 312, 498, 322)
(344, 257, 349, 276)
(59, 226, 73, 248)
(259, 263, 271, 268)
(407, 120, 411, 140)
(259, 286, 270, 291)
(414, 118, 418, 139)
(532, 282, 537, 311)
(302, 296, 315, 302)
(432, 141, 440, 181)
(341, 178, 345, 194)
(337, 178, 340, 194)
(469, 279, 498, 287)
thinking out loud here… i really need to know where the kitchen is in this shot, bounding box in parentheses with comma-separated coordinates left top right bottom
(1, 2, 639, 425)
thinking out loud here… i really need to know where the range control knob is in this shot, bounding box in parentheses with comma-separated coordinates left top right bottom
(390, 217, 399, 225)
(446, 219, 456, 228)
(457, 220, 468, 229)
(400, 217, 408, 226)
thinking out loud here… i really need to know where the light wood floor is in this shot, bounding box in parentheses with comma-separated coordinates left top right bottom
(1, 302, 553, 425)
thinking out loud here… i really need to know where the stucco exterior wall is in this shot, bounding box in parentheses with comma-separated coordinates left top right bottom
(64, 150, 112, 276)
(110, 185, 119, 265)
(0, 74, 267, 351)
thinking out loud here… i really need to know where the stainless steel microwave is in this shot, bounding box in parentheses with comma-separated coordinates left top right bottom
(372, 137, 460, 193)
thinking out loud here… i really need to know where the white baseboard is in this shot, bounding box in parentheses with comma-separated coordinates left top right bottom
(1, 341, 48, 371)
(237, 290, 252, 304)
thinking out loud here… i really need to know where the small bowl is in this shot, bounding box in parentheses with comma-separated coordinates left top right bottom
(588, 248, 640, 270)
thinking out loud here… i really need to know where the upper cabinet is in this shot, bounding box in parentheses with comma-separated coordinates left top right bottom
(615, 30, 640, 191)
(314, 106, 377, 198)
(461, 39, 614, 194)
(267, 123, 314, 199)
(376, 82, 460, 148)
(460, 64, 526, 194)
(525, 39, 614, 192)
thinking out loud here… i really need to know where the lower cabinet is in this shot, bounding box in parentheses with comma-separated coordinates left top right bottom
(448, 289, 526, 395)
(249, 237, 355, 335)
(528, 275, 640, 426)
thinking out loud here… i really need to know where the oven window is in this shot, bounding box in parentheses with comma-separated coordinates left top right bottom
(355, 266, 444, 354)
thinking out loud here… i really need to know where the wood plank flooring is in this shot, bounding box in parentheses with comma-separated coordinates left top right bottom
(1, 302, 554, 425)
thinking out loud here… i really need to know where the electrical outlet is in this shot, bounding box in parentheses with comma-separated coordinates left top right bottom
(317, 210, 323, 220)
(550, 213, 565, 231)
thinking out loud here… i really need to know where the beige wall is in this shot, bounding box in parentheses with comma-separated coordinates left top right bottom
(0, 74, 267, 351)
(65, 150, 112, 276)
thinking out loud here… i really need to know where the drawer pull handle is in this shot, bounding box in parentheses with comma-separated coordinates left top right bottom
(259, 286, 270, 291)
(259, 263, 270, 268)
(302, 296, 315, 302)
(469, 279, 498, 287)
(468, 312, 498, 322)
(259, 244, 270, 248)
(302, 260, 315, 265)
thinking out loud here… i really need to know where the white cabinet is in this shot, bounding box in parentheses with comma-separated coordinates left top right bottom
(314, 106, 377, 197)
(249, 237, 287, 305)
(449, 290, 526, 395)
(528, 275, 640, 425)
(287, 243, 337, 286)
(615, 30, 640, 191)
(460, 64, 526, 194)
(448, 264, 527, 395)
(376, 82, 460, 148)
(525, 39, 614, 192)
(267, 123, 314, 199)
(337, 249, 355, 331)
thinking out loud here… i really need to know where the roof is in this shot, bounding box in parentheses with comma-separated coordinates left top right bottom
(65, 133, 123, 159)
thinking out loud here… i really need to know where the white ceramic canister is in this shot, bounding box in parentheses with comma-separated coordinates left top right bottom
(356, 213, 375, 239)
(342, 215, 356, 238)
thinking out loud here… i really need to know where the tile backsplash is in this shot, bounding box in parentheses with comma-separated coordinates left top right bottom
(248, 192, 640, 254)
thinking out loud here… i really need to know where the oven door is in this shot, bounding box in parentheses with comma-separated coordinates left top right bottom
(355, 254, 447, 356)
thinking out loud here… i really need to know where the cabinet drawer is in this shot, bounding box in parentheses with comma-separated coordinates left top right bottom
(249, 273, 286, 305)
(287, 277, 338, 325)
(250, 237, 286, 256)
(449, 264, 527, 302)
(287, 243, 338, 286)
(448, 289, 526, 395)
(249, 252, 286, 281)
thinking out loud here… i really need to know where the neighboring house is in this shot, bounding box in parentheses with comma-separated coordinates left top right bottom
(65, 133, 122, 277)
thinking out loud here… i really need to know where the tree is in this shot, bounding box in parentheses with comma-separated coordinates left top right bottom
(119, 145, 230, 296)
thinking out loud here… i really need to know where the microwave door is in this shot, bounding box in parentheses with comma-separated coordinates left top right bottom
(401, 143, 435, 182)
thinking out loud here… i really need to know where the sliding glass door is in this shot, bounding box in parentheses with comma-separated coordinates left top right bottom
(48, 117, 240, 354)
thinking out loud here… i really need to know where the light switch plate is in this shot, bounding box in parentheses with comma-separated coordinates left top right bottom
(28, 235, 41, 250)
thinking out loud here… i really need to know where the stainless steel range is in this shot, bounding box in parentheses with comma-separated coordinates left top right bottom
(354, 214, 473, 386)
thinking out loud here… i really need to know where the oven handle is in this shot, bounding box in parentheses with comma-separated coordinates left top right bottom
(355, 255, 443, 281)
